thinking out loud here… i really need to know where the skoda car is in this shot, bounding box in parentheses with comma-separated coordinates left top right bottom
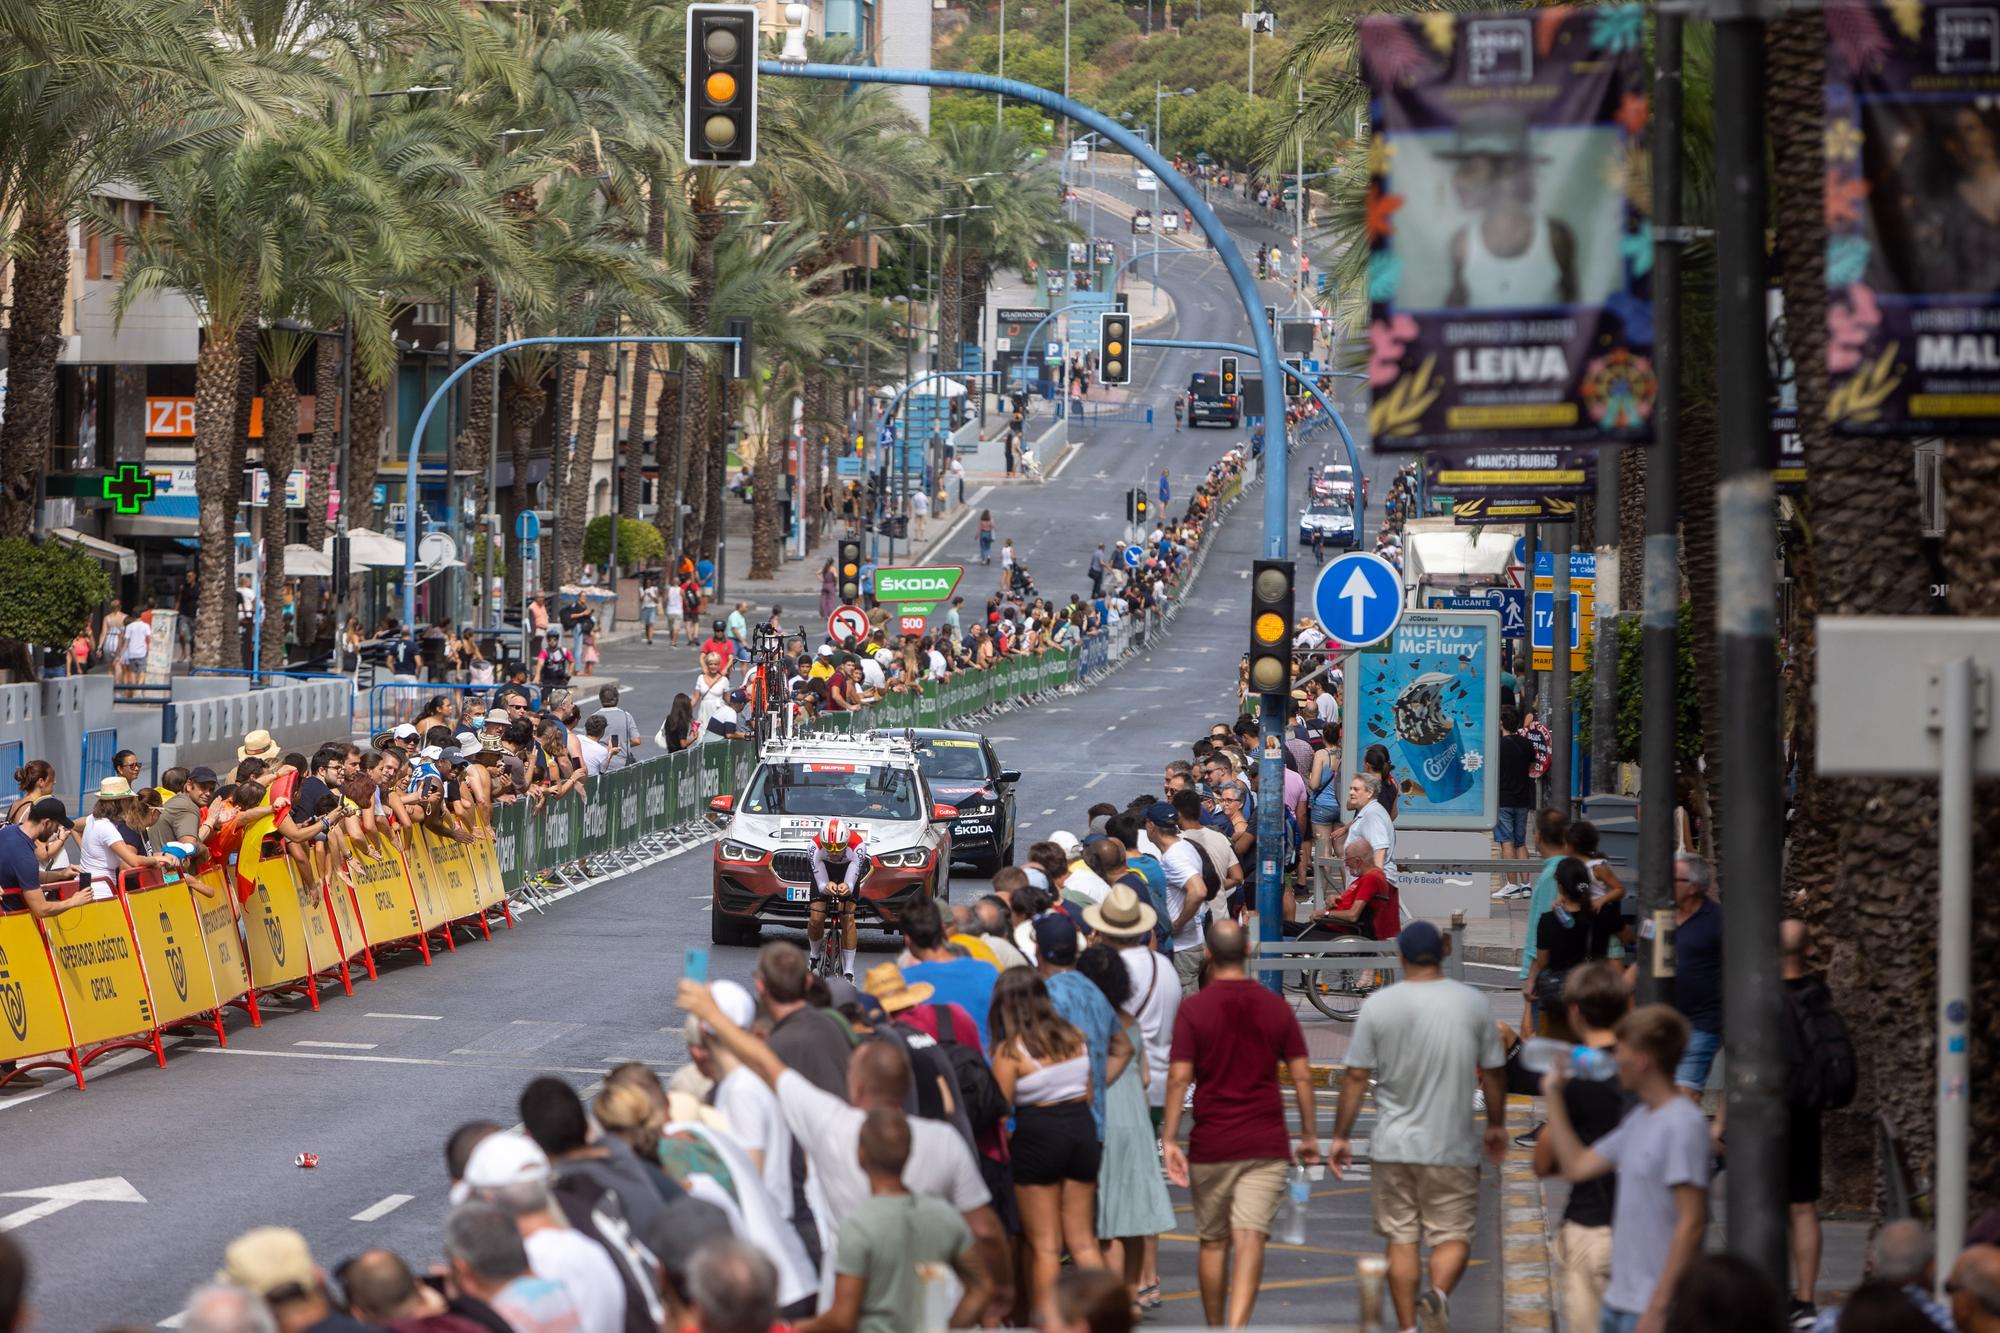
(874, 728, 1018, 874)
(707, 734, 953, 946)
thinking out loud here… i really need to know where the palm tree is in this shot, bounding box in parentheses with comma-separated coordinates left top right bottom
(0, 0, 279, 540)
(935, 122, 1073, 355)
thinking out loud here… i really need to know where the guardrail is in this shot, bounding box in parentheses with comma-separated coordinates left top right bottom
(368, 681, 513, 737)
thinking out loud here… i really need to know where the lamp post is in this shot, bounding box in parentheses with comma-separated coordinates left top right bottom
(1152, 85, 1197, 289)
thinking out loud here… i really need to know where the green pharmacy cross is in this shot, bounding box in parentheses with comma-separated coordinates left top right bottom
(103, 464, 156, 514)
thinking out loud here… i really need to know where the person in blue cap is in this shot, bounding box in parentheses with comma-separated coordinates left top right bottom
(1329, 919, 1508, 1333)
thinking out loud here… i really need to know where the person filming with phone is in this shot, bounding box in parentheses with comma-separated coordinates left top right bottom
(0, 798, 91, 920)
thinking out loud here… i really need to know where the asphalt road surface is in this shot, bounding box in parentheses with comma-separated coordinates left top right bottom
(0, 211, 1497, 1330)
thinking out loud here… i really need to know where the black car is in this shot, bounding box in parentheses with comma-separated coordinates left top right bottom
(873, 727, 1018, 873)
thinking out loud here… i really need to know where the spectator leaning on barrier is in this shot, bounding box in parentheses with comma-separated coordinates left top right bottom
(0, 799, 89, 922)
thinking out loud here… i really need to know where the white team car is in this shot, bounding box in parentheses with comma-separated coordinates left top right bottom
(706, 733, 954, 945)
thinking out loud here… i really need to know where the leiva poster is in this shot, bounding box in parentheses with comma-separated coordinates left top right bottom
(1359, 6, 1654, 451)
(1824, 0, 2000, 435)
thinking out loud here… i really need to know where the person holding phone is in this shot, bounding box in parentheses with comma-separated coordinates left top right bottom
(0, 798, 90, 920)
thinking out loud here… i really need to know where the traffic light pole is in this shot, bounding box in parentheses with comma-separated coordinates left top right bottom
(398, 334, 741, 631)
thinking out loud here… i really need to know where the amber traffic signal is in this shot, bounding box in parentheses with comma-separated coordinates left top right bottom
(685, 5, 758, 166)
(1099, 313, 1132, 386)
(837, 538, 862, 604)
(1219, 356, 1238, 399)
(1247, 558, 1295, 696)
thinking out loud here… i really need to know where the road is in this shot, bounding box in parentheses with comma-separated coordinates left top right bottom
(0, 210, 1495, 1330)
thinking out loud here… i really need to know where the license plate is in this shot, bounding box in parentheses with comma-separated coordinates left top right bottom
(785, 886, 812, 902)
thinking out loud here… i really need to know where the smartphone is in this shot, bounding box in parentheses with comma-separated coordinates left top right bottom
(683, 945, 710, 984)
(77, 869, 92, 897)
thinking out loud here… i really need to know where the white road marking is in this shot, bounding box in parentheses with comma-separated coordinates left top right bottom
(196, 1048, 611, 1076)
(351, 1193, 415, 1222)
(1040, 808, 1056, 816)
(295, 1041, 378, 1051)
(366, 1012, 443, 1021)
(1082, 773, 1108, 789)
(1065, 795, 1078, 801)
(159, 1310, 187, 1328)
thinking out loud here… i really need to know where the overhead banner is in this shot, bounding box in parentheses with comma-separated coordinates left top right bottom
(1450, 494, 1579, 523)
(1424, 446, 1597, 496)
(1825, 0, 2000, 436)
(1360, 6, 1655, 451)
(1341, 608, 1502, 832)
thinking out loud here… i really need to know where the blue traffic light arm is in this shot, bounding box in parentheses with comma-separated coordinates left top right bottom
(398, 334, 739, 630)
(1138, 336, 1368, 537)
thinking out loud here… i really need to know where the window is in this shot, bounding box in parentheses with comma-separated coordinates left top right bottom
(84, 198, 153, 281)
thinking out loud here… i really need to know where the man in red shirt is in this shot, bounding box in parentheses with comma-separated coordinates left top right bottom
(699, 619, 735, 669)
(1161, 918, 1322, 1327)
(1283, 837, 1399, 941)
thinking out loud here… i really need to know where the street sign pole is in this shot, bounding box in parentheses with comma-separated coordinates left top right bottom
(1817, 618, 2000, 1292)
(1551, 521, 1572, 812)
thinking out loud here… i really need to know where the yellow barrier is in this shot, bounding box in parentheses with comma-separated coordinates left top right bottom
(0, 808, 522, 1091)
(0, 913, 77, 1071)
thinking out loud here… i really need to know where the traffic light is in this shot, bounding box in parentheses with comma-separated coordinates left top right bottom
(1264, 304, 1278, 337)
(1099, 313, 1132, 385)
(1283, 359, 1305, 400)
(1247, 559, 1295, 696)
(1134, 489, 1150, 524)
(1219, 356, 1238, 399)
(684, 5, 758, 166)
(837, 538, 862, 604)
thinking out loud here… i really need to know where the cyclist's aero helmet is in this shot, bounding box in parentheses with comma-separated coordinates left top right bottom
(817, 819, 854, 853)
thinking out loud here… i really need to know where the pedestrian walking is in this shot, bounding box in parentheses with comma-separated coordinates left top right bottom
(638, 581, 659, 645)
(978, 510, 995, 564)
(1493, 708, 1536, 893)
(911, 488, 930, 541)
(1331, 920, 1507, 1333)
(1667, 852, 1723, 1096)
(1161, 920, 1320, 1328)
(1541, 1005, 1714, 1333)
(1088, 544, 1106, 599)
(1158, 470, 1170, 508)
(1532, 962, 1632, 1333)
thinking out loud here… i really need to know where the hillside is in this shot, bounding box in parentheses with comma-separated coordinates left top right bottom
(930, 0, 1339, 175)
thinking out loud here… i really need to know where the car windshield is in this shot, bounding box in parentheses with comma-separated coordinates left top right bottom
(741, 761, 922, 819)
(910, 738, 993, 782)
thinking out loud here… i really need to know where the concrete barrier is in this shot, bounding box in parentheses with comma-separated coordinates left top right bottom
(156, 678, 354, 775)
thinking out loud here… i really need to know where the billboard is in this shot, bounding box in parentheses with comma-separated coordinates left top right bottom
(1359, 7, 1654, 451)
(1342, 608, 1501, 831)
(1825, 0, 2000, 435)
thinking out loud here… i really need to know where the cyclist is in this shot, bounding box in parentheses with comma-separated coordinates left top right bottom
(806, 816, 870, 980)
(1172, 395, 1185, 431)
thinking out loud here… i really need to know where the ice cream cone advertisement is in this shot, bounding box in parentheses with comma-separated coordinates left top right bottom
(1341, 608, 1503, 831)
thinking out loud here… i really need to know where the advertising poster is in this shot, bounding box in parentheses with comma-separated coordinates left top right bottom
(1824, 0, 2000, 435)
(1424, 446, 1597, 494)
(1767, 286, 1806, 492)
(1359, 7, 1655, 451)
(1342, 609, 1501, 831)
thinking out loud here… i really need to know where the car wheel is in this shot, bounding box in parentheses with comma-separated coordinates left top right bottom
(710, 900, 761, 946)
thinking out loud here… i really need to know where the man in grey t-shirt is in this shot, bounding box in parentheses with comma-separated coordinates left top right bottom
(1541, 1004, 1713, 1333)
(592, 685, 643, 770)
(1331, 921, 1505, 1333)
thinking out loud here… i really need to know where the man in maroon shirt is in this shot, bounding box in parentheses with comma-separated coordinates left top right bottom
(1161, 919, 1323, 1327)
(1282, 837, 1400, 941)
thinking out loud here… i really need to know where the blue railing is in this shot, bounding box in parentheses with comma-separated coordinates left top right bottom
(192, 668, 352, 686)
(80, 728, 118, 804)
(367, 681, 511, 737)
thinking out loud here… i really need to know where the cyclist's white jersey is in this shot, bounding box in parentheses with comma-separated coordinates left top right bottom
(809, 836, 873, 893)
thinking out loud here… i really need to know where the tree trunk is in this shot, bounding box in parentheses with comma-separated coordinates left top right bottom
(958, 253, 992, 350)
(259, 377, 299, 670)
(939, 238, 963, 374)
(229, 309, 260, 513)
(193, 335, 244, 669)
(298, 329, 344, 651)
(1943, 436, 2000, 1213)
(1766, 8, 1941, 1212)
(750, 421, 781, 580)
(548, 334, 580, 584)
(684, 199, 723, 560)
(625, 178, 667, 521)
(0, 207, 68, 540)
(1679, 391, 1722, 860)
(803, 373, 828, 548)
(564, 330, 614, 588)
(1617, 443, 1646, 612)
(700, 373, 726, 559)
(653, 367, 684, 560)
(459, 281, 499, 513)
(502, 377, 545, 608)
(347, 373, 386, 536)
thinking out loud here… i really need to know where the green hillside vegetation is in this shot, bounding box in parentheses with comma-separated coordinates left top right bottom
(932, 0, 1340, 175)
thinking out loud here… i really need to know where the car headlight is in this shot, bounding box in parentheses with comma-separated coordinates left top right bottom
(875, 848, 933, 869)
(718, 840, 768, 864)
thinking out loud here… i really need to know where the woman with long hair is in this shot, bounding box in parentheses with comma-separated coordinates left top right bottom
(1521, 857, 1595, 1039)
(978, 509, 995, 564)
(1075, 945, 1172, 1312)
(1307, 719, 1344, 863)
(819, 558, 838, 619)
(988, 968, 1105, 1308)
(661, 693, 697, 753)
(78, 782, 176, 895)
(1362, 742, 1399, 819)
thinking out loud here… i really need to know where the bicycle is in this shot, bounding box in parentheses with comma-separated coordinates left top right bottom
(806, 883, 860, 980)
(1275, 932, 1392, 1022)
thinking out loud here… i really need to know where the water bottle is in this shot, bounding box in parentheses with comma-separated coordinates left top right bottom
(1280, 1163, 1310, 1246)
(1519, 1037, 1617, 1081)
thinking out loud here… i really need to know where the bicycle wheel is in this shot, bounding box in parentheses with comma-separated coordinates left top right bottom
(1304, 966, 1372, 1023)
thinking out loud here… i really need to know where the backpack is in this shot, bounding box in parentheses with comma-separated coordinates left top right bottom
(1525, 717, 1554, 780)
(1783, 977, 1858, 1111)
(929, 1005, 1010, 1131)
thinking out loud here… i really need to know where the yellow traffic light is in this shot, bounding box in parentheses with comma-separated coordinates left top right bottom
(706, 71, 737, 103)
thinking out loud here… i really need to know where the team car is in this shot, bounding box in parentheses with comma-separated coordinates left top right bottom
(1299, 498, 1358, 549)
(872, 728, 1019, 874)
(1185, 372, 1240, 428)
(707, 733, 953, 945)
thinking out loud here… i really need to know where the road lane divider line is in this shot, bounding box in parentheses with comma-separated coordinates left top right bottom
(366, 1012, 443, 1021)
(295, 1041, 378, 1050)
(350, 1193, 415, 1222)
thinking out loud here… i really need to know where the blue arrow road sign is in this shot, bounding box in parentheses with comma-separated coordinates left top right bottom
(515, 510, 541, 542)
(1122, 545, 1143, 569)
(1313, 551, 1404, 647)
